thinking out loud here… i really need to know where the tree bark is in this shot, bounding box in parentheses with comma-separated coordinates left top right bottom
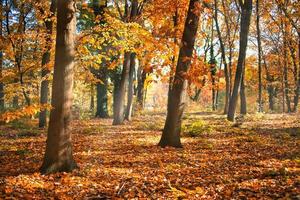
(227, 0, 252, 121)
(159, 0, 201, 148)
(95, 69, 109, 118)
(125, 53, 136, 120)
(40, 0, 77, 174)
(38, 0, 56, 127)
(113, 52, 131, 125)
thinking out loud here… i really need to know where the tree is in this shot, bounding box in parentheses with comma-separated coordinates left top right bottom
(256, 0, 263, 112)
(113, 0, 139, 125)
(40, 0, 77, 174)
(213, 0, 230, 114)
(158, 0, 201, 148)
(0, 0, 4, 110)
(39, 0, 56, 128)
(227, 0, 252, 121)
(93, 0, 109, 118)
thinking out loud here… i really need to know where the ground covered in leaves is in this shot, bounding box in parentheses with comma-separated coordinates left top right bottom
(0, 112, 299, 199)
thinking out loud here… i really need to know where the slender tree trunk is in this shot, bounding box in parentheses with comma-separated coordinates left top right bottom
(159, 0, 201, 148)
(227, 0, 252, 121)
(295, 39, 300, 111)
(214, 0, 229, 114)
(256, 0, 263, 112)
(210, 20, 217, 111)
(0, 1, 4, 111)
(40, 0, 77, 174)
(90, 84, 95, 112)
(39, 0, 56, 128)
(113, 52, 131, 125)
(137, 68, 146, 108)
(283, 29, 292, 113)
(125, 53, 136, 120)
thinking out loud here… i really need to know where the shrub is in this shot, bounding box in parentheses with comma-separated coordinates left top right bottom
(182, 120, 213, 137)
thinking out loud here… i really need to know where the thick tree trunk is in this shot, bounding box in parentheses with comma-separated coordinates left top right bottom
(227, 0, 252, 121)
(159, 0, 201, 148)
(40, 0, 77, 174)
(39, 0, 56, 128)
(113, 52, 131, 125)
(125, 53, 136, 121)
(256, 0, 263, 112)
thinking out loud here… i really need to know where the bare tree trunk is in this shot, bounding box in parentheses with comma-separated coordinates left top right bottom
(159, 0, 201, 148)
(256, 0, 263, 112)
(227, 0, 252, 121)
(125, 53, 136, 120)
(39, 0, 56, 128)
(40, 0, 77, 174)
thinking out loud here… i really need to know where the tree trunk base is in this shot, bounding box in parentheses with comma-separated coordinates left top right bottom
(40, 159, 78, 174)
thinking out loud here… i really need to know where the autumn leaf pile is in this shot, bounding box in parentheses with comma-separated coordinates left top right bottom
(0, 113, 299, 199)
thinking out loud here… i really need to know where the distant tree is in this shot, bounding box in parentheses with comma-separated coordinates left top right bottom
(39, 0, 56, 128)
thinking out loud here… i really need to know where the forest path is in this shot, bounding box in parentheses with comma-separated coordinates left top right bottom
(0, 113, 299, 199)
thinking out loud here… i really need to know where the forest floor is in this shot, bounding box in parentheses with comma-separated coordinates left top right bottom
(0, 112, 299, 199)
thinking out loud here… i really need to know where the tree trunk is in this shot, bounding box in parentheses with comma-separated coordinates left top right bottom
(159, 0, 201, 148)
(240, 65, 247, 114)
(90, 84, 95, 112)
(0, 1, 4, 111)
(214, 0, 230, 114)
(137, 68, 146, 108)
(40, 0, 77, 174)
(256, 0, 263, 112)
(210, 20, 217, 111)
(227, 0, 252, 121)
(95, 69, 109, 118)
(283, 29, 292, 113)
(39, 0, 56, 128)
(113, 52, 131, 125)
(125, 53, 136, 120)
